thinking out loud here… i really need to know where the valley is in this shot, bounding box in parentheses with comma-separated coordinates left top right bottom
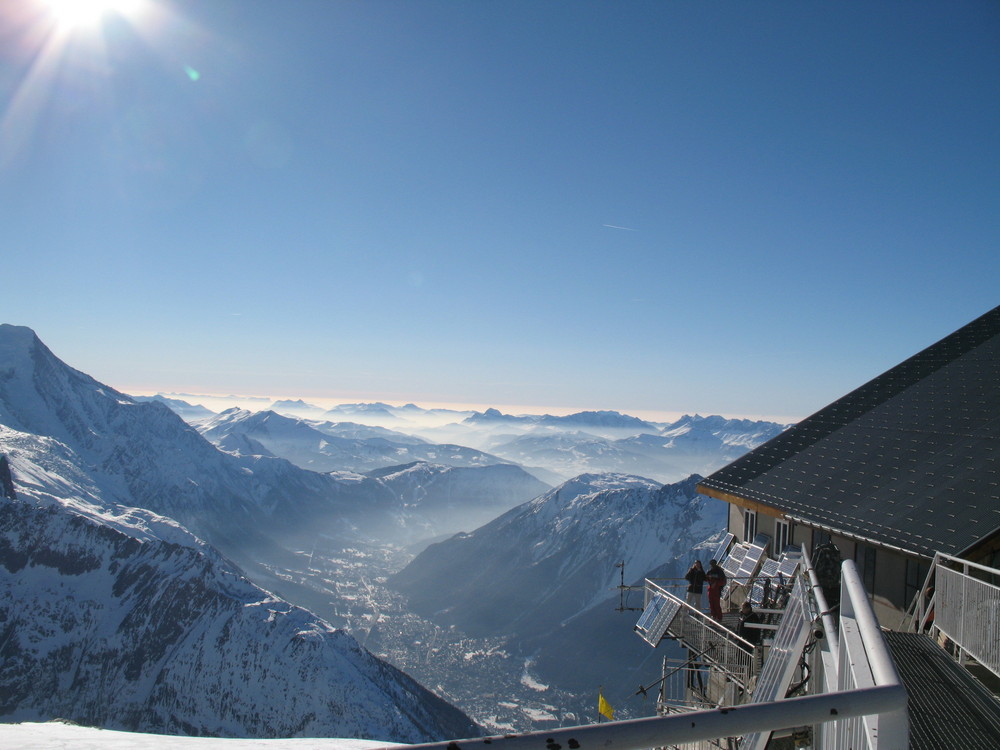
(259, 539, 600, 734)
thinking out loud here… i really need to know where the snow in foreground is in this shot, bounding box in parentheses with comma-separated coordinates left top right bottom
(0, 722, 401, 750)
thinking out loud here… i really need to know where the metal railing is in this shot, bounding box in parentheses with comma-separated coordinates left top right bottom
(813, 561, 908, 750)
(378, 684, 908, 750)
(642, 579, 756, 692)
(904, 551, 1000, 680)
(379, 558, 908, 750)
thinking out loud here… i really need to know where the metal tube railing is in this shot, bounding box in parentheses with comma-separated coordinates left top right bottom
(820, 561, 908, 750)
(643, 579, 756, 691)
(376, 684, 908, 750)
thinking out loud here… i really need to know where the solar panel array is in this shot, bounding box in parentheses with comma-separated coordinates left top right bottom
(634, 592, 683, 646)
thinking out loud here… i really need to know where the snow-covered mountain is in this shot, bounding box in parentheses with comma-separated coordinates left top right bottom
(390, 472, 727, 706)
(0, 325, 487, 739)
(132, 395, 216, 421)
(392, 473, 725, 637)
(481, 414, 788, 483)
(463, 408, 658, 436)
(193, 408, 549, 542)
(367, 460, 550, 543)
(198, 408, 511, 474)
(268, 398, 326, 418)
(0, 444, 477, 740)
(0, 326, 376, 553)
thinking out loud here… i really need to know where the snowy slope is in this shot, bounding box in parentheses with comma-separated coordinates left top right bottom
(390, 473, 728, 705)
(391, 473, 726, 637)
(1, 721, 396, 750)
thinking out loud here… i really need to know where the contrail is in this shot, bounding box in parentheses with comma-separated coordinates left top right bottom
(602, 224, 637, 231)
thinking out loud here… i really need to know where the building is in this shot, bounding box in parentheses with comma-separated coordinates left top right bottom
(405, 306, 1000, 749)
(697, 304, 1000, 625)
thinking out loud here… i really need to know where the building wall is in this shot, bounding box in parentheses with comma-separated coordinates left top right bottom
(725, 503, 923, 624)
(728, 503, 744, 542)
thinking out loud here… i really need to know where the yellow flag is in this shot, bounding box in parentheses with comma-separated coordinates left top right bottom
(598, 691, 614, 721)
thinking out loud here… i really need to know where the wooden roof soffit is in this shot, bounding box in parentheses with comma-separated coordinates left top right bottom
(697, 484, 785, 519)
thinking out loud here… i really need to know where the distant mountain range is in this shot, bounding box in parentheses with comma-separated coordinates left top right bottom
(0, 324, 478, 740)
(199, 407, 503, 473)
(133, 394, 217, 420)
(155, 396, 787, 486)
(474, 414, 787, 483)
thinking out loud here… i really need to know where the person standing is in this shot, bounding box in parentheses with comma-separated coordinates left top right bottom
(706, 559, 727, 621)
(684, 560, 706, 612)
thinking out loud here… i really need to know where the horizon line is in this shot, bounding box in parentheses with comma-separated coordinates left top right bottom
(122, 387, 802, 425)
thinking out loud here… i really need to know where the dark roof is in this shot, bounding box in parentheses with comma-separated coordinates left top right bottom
(698, 305, 1000, 559)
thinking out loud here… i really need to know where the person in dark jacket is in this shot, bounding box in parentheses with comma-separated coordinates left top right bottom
(737, 601, 761, 645)
(706, 559, 727, 621)
(684, 560, 706, 612)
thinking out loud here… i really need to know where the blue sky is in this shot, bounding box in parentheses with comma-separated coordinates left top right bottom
(2, 0, 998, 422)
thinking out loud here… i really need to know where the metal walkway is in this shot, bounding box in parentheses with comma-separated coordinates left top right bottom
(884, 631, 1000, 750)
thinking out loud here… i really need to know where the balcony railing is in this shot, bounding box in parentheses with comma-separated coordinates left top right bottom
(636, 579, 756, 694)
(811, 561, 908, 750)
(904, 550, 1000, 681)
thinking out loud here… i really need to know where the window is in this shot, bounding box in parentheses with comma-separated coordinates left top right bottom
(743, 509, 757, 543)
(856, 543, 877, 595)
(774, 519, 791, 555)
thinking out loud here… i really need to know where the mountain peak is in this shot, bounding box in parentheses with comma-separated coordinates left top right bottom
(0, 324, 47, 371)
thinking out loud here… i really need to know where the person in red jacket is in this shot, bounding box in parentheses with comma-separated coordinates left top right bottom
(706, 559, 727, 621)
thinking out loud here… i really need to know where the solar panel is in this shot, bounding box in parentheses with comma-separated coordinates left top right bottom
(736, 543, 767, 586)
(776, 549, 802, 579)
(635, 593, 667, 632)
(751, 532, 772, 551)
(749, 559, 781, 607)
(706, 532, 734, 566)
(722, 544, 748, 577)
(739, 575, 814, 750)
(634, 592, 683, 646)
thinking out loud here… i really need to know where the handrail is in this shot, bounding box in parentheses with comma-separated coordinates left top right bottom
(377, 684, 908, 750)
(840, 562, 905, 688)
(899, 551, 941, 632)
(645, 578, 757, 654)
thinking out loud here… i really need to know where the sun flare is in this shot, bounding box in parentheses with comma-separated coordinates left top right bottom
(41, 0, 140, 28)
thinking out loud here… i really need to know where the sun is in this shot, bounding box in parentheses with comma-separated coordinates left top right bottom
(41, 0, 140, 29)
